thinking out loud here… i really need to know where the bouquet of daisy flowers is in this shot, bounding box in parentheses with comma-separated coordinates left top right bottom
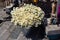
(11, 3, 44, 28)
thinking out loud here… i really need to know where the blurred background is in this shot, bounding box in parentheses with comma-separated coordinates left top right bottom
(0, 0, 60, 40)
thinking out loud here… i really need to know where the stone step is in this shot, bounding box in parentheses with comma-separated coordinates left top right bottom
(0, 21, 12, 35)
(17, 28, 30, 40)
(7, 26, 21, 40)
(17, 32, 28, 40)
(7, 38, 17, 40)
(7, 25, 21, 40)
(8, 24, 17, 33)
(8, 32, 28, 40)
(7, 26, 30, 40)
(0, 29, 10, 40)
(0, 21, 13, 40)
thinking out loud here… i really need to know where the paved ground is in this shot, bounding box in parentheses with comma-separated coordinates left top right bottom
(0, 7, 60, 40)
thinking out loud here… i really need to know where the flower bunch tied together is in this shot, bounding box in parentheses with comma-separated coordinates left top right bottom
(11, 3, 44, 28)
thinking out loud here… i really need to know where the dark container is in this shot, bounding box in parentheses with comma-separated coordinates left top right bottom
(47, 30, 60, 40)
(25, 18, 46, 40)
